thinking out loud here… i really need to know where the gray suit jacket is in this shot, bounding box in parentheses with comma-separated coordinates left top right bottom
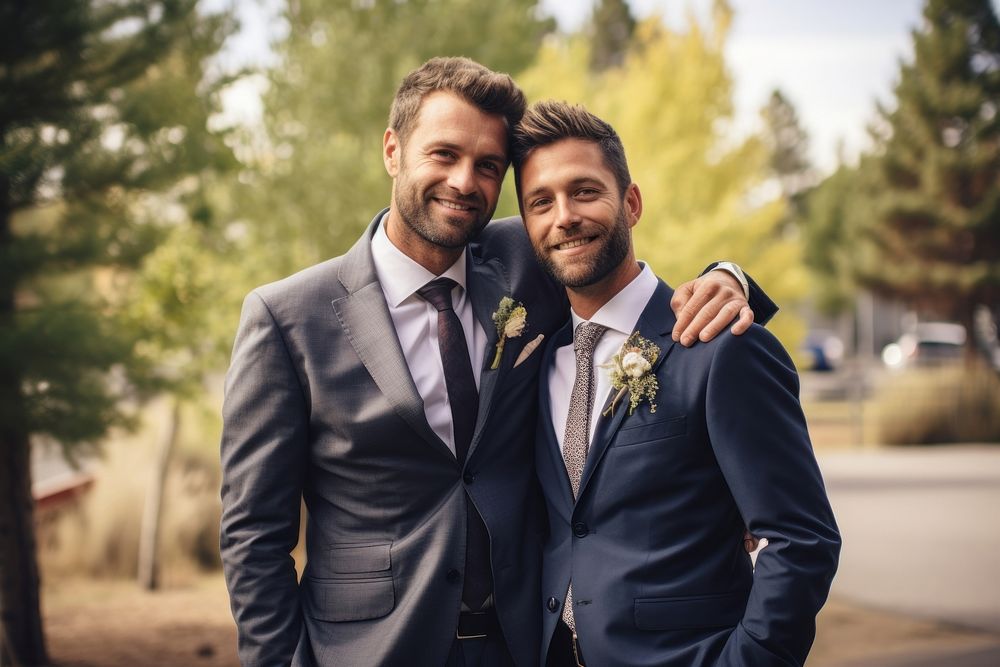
(220, 212, 567, 666)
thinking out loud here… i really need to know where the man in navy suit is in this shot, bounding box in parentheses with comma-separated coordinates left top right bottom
(512, 101, 840, 666)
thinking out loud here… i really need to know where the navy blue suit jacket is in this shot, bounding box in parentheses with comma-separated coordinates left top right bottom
(536, 280, 840, 666)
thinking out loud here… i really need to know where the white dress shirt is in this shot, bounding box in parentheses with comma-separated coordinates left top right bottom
(548, 263, 659, 451)
(371, 216, 487, 455)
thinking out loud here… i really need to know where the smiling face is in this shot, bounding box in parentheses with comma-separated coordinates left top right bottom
(383, 91, 508, 273)
(519, 137, 641, 306)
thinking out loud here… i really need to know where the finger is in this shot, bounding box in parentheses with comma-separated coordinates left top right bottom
(743, 531, 760, 553)
(670, 281, 699, 341)
(681, 297, 739, 343)
(676, 289, 717, 346)
(729, 305, 755, 336)
(697, 301, 744, 343)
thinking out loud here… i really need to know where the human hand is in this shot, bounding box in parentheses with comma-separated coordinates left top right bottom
(670, 271, 754, 346)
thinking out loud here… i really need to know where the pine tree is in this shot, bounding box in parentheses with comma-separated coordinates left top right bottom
(760, 89, 814, 209)
(0, 2, 233, 663)
(857, 0, 1000, 351)
(588, 0, 637, 72)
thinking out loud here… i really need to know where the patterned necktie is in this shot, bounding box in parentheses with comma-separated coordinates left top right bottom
(417, 278, 491, 609)
(561, 321, 607, 631)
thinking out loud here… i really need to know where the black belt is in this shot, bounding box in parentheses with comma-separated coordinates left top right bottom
(456, 608, 500, 640)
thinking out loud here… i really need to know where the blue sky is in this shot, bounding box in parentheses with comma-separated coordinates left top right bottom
(216, 0, 990, 172)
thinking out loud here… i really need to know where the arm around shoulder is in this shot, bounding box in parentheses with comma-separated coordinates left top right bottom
(220, 290, 310, 666)
(706, 327, 841, 666)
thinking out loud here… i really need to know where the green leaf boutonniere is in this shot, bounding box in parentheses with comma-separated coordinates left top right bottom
(490, 296, 527, 370)
(602, 332, 660, 417)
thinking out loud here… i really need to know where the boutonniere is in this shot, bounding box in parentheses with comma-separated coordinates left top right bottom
(490, 296, 527, 369)
(602, 332, 660, 417)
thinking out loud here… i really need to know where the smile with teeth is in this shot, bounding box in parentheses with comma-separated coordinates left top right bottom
(554, 237, 595, 251)
(436, 198, 473, 211)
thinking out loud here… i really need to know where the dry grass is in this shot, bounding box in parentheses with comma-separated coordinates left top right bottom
(39, 397, 223, 581)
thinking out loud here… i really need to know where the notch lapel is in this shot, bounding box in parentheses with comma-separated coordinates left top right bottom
(577, 281, 678, 499)
(331, 214, 454, 463)
(465, 253, 511, 460)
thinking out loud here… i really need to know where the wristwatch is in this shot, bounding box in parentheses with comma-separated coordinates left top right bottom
(711, 261, 749, 300)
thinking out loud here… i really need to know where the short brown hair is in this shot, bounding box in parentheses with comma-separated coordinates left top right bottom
(389, 57, 526, 147)
(511, 101, 632, 197)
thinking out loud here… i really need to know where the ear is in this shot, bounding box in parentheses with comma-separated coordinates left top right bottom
(624, 183, 642, 227)
(383, 128, 400, 177)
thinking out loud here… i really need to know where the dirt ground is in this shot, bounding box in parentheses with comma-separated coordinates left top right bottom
(42, 573, 1000, 667)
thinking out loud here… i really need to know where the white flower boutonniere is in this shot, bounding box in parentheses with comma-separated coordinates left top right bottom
(491, 296, 527, 369)
(602, 332, 660, 417)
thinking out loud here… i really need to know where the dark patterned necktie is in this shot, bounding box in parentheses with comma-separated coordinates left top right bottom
(561, 321, 607, 631)
(417, 278, 491, 609)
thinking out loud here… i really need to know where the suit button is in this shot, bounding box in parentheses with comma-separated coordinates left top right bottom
(463, 472, 476, 484)
(546, 596, 560, 612)
(446, 568, 461, 583)
(573, 522, 589, 538)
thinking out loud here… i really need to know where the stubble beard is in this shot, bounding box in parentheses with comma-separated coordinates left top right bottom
(393, 168, 492, 250)
(536, 207, 631, 289)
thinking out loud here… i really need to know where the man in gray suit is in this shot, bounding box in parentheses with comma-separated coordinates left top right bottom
(220, 58, 771, 666)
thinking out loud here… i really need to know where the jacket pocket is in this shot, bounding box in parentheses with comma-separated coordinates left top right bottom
(328, 542, 391, 574)
(306, 576, 395, 622)
(614, 415, 687, 448)
(305, 542, 394, 622)
(634, 590, 745, 631)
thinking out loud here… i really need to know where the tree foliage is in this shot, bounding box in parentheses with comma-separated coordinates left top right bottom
(517, 0, 807, 349)
(0, 1, 234, 663)
(853, 0, 1000, 339)
(235, 0, 554, 285)
(588, 0, 637, 72)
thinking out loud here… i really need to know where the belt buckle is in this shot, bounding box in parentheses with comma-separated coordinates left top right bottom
(456, 611, 488, 640)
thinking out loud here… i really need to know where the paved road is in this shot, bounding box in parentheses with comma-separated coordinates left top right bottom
(819, 446, 1000, 633)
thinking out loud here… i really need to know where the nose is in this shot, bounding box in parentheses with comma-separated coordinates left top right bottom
(554, 196, 579, 229)
(446, 160, 476, 196)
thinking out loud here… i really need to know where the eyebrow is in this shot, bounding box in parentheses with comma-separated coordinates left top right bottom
(431, 141, 507, 165)
(523, 176, 606, 202)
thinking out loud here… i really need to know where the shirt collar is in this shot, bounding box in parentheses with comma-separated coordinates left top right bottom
(570, 262, 658, 335)
(371, 211, 469, 307)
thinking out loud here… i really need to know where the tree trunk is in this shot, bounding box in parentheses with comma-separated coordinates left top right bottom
(0, 427, 49, 667)
(137, 397, 181, 591)
(0, 174, 49, 666)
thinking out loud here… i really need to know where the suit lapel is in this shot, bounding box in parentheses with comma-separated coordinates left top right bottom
(465, 252, 510, 460)
(538, 321, 576, 509)
(577, 280, 678, 499)
(331, 213, 454, 463)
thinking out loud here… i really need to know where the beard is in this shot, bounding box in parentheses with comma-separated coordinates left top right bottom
(535, 206, 631, 288)
(392, 168, 492, 250)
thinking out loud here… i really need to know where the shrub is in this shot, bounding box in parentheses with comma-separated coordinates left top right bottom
(875, 363, 1000, 445)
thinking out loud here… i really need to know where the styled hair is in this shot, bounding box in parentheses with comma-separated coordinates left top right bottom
(511, 100, 632, 197)
(389, 57, 526, 146)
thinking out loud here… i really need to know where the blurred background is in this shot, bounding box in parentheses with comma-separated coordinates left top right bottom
(3, 0, 999, 665)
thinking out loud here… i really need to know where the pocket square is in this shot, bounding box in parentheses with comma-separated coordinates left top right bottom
(513, 334, 545, 368)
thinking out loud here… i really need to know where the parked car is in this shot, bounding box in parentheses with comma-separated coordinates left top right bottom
(881, 322, 966, 369)
(801, 329, 845, 372)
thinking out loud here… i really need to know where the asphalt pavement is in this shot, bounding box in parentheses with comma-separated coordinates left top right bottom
(817, 445, 1000, 665)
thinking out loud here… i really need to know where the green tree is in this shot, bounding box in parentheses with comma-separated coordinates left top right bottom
(0, 1, 233, 663)
(236, 0, 554, 286)
(856, 0, 1000, 351)
(760, 89, 814, 214)
(519, 1, 808, 349)
(588, 0, 637, 72)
